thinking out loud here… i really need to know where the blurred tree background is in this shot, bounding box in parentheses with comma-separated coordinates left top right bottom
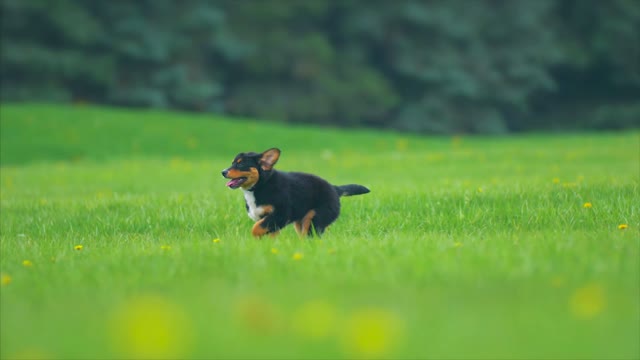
(1, 0, 639, 134)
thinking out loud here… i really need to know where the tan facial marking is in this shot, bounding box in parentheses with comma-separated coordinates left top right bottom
(240, 167, 259, 189)
(226, 168, 249, 178)
(227, 167, 260, 189)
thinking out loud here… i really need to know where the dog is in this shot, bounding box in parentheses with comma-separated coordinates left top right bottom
(221, 148, 370, 237)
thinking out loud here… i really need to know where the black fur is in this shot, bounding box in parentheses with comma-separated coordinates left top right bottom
(334, 184, 371, 197)
(251, 171, 341, 236)
(222, 148, 370, 237)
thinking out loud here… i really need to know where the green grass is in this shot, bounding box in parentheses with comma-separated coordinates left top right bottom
(1, 103, 638, 359)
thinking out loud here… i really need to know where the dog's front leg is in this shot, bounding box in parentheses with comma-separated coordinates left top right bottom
(250, 218, 277, 238)
(252, 217, 270, 237)
(251, 205, 274, 238)
(251, 213, 286, 238)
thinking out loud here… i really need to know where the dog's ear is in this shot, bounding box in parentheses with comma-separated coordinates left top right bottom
(260, 148, 281, 171)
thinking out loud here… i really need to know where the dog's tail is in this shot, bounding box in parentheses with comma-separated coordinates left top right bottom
(334, 184, 370, 197)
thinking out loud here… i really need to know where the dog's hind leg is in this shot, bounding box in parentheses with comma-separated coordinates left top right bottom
(310, 205, 339, 237)
(294, 210, 316, 237)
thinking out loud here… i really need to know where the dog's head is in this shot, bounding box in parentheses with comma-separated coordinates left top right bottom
(221, 148, 280, 190)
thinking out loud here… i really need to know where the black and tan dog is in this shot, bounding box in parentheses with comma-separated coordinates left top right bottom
(222, 148, 369, 237)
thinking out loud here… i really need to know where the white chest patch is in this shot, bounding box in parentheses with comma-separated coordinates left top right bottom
(243, 190, 268, 221)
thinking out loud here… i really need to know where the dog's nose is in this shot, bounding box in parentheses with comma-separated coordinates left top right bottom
(221, 169, 228, 177)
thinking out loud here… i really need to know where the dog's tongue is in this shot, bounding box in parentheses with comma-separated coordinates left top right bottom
(226, 178, 243, 187)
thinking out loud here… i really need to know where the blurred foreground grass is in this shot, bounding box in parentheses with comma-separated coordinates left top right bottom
(0, 104, 638, 359)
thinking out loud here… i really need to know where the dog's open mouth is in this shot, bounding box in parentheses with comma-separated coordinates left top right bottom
(226, 177, 247, 189)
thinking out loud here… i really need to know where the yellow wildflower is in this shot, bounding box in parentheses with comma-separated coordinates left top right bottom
(74, 245, 83, 251)
(583, 202, 592, 208)
(212, 238, 221, 243)
(292, 252, 304, 260)
(395, 138, 409, 151)
(1, 273, 11, 286)
(291, 300, 337, 340)
(569, 284, 605, 319)
(22, 260, 33, 267)
(453, 242, 463, 248)
(340, 307, 404, 358)
(618, 224, 628, 230)
(160, 245, 171, 251)
(552, 178, 560, 184)
(271, 248, 279, 254)
(109, 295, 192, 358)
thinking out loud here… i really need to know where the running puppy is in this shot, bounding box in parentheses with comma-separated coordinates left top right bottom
(221, 148, 370, 237)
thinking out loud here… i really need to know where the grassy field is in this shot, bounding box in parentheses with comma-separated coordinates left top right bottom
(0, 103, 638, 359)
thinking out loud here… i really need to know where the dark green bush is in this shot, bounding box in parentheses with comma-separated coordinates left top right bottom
(1, 0, 638, 133)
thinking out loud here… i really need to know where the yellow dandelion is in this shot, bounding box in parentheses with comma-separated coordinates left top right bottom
(426, 153, 445, 162)
(618, 224, 628, 230)
(212, 238, 221, 243)
(1, 273, 11, 286)
(552, 177, 560, 184)
(453, 242, 463, 248)
(395, 138, 409, 151)
(340, 307, 404, 358)
(160, 245, 171, 251)
(292, 252, 304, 261)
(170, 157, 184, 168)
(569, 283, 606, 319)
(583, 202, 592, 208)
(477, 187, 483, 193)
(271, 248, 279, 254)
(109, 295, 192, 358)
(22, 260, 33, 267)
(74, 245, 83, 251)
(291, 300, 337, 340)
